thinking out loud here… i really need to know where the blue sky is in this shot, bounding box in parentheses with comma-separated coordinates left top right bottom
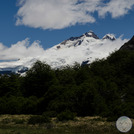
(0, 0, 134, 50)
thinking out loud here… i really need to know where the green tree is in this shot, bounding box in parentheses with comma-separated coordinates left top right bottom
(22, 61, 56, 97)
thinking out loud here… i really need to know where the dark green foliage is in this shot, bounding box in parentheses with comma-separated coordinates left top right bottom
(22, 61, 56, 97)
(42, 111, 57, 117)
(12, 119, 25, 124)
(57, 110, 76, 121)
(28, 115, 50, 125)
(0, 50, 134, 120)
(0, 74, 21, 97)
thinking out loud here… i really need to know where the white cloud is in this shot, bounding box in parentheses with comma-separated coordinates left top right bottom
(0, 39, 45, 60)
(98, 0, 134, 18)
(0, 43, 7, 50)
(15, 0, 134, 30)
(15, 0, 100, 29)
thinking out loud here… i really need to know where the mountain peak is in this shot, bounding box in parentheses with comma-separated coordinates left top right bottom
(0, 31, 126, 74)
(120, 36, 134, 50)
(103, 34, 116, 41)
(60, 30, 99, 46)
(84, 30, 99, 39)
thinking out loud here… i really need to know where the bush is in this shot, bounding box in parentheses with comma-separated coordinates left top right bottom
(28, 115, 50, 125)
(107, 116, 118, 122)
(12, 119, 25, 124)
(57, 110, 76, 121)
(42, 111, 57, 117)
(1, 118, 11, 124)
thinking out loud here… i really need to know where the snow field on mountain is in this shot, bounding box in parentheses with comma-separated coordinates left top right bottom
(0, 32, 128, 72)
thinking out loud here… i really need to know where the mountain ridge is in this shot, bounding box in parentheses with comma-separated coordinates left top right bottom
(120, 36, 134, 50)
(0, 31, 128, 74)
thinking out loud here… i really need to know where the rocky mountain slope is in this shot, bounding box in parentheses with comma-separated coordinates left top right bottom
(120, 36, 134, 50)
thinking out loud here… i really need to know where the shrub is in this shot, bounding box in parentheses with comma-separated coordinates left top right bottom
(1, 118, 12, 124)
(28, 115, 50, 125)
(57, 110, 76, 121)
(12, 119, 25, 124)
(107, 116, 118, 122)
(42, 111, 57, 117)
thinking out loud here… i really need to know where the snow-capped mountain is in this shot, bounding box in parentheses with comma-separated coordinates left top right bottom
(102, 34, 116, 41)
(0, 31, 128, 74)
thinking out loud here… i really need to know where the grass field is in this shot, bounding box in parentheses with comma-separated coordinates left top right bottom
(0, 115, 133, 134)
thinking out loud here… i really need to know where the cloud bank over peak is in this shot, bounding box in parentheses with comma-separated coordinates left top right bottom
(0, 38, 44, 60)
(0, 35, 128, 62)
(16, 0, 134, 30)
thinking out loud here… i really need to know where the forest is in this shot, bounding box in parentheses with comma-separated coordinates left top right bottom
(0, 50, 134, 121)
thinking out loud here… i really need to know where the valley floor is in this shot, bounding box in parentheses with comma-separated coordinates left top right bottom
(0, 115, 133, 134)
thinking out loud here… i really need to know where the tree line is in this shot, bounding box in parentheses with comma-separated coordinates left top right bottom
(0, 50, 134, 121)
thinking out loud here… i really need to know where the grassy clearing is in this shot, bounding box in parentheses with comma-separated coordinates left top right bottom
(0, 115, 133, 134)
